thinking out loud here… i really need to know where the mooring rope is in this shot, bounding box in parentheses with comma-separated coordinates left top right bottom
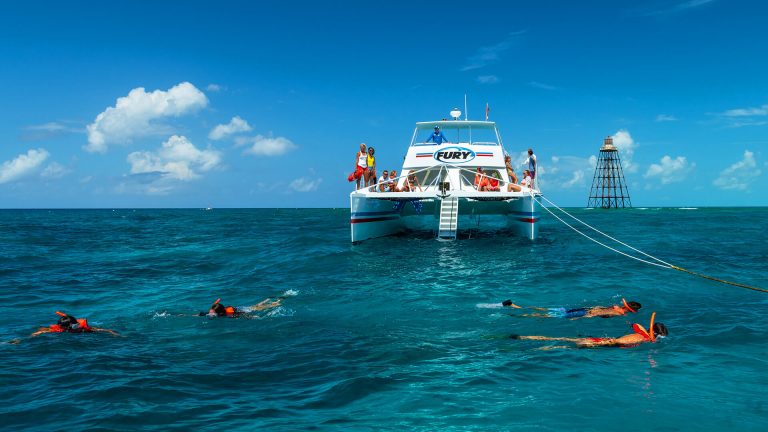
(534, 196, 768, 294)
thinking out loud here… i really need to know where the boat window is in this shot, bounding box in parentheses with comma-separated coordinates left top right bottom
(412, 126, 499, 146)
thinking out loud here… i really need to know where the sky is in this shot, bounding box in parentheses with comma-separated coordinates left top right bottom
(1, 0, 767, 208)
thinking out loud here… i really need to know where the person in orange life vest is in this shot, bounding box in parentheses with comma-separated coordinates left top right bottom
(347, 143, 368, 190)
(486, 171, 501, 192)
(510, 312, 668, 348)
(502, 298, 641, 319)
(200, 297, 282, 318)
(29, 311, 120, 337)
(474, 167, 488, 190)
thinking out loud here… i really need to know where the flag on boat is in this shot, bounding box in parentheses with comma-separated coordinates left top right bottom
(485, 103, 489, 121)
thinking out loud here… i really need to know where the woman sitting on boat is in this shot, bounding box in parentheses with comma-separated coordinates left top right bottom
(486, 171, 501, 192)
(404, 172, 422, 192)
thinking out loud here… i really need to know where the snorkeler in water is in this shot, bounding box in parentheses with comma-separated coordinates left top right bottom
(501, 298, 641, 319)
(198, 297, 283, 318)
(510, 313, 667, 348)
(5, 311, 121, 344)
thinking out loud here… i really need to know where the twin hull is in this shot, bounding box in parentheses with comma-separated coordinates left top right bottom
(350, 195, 539, 242)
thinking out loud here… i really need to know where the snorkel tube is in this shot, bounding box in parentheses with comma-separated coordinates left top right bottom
(55, 311, 67, 317)
(649, 312, 656, 342)
(622, 298, 637, 313)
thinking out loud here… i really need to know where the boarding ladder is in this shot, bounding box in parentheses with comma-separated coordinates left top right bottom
(438, 197, 459, 239)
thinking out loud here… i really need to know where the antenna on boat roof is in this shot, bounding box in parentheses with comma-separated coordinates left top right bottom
(464, 94, 468, 120)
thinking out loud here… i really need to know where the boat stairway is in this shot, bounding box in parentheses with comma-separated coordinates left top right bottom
(438, 197, 459, 240)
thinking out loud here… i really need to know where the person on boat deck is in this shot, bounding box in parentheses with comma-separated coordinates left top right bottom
(377, 170, 389, 192)
(28, 311, 120, 338)
(520, 170, 533, 189)
(486, 171, 501, 192)
(474, 167, 487, 190)
(388, 170, 403, 192)
(523, 148, 537, 179)
(405, 172, 422, 192)
(200, 297, 283, 318)
(349, 143, 368, 190)
(503, 156, 521, 191)
(365, 146, 377, 190)
(510, 313, 668, 348)
(502, 298, 641, 319)
(425, 126, 449, 144)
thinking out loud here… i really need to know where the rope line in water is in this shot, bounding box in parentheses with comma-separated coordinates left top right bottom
(534, 196, 767, 294)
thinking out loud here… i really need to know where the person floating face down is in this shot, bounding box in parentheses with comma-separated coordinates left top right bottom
(502, 298, 642, 319)
(25, 311, 121, 339)
(510, 312, 668, 348)
(425, 126, 448, 144)
(201, 297, 283, 318)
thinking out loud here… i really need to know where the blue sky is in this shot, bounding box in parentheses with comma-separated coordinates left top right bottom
(1, 0, 766, 208)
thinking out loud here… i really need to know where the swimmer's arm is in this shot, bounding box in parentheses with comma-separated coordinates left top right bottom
(30, 328, 53, 337)
(92, 327, 122, 337)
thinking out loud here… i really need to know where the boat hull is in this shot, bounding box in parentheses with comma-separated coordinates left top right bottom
(350, 194, 539, 242)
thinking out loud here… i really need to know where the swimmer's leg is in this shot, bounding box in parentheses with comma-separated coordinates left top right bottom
(510, 335, 582, 343)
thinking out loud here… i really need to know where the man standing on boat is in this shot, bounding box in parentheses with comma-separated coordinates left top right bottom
(425, 126, 449, 144)
(523, 148, 537, 180)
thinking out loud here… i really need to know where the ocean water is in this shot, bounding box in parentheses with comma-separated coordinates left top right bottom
(1, 208, 767, 431)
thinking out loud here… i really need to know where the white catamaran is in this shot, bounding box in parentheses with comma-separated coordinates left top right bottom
(350, 111, 541, 242)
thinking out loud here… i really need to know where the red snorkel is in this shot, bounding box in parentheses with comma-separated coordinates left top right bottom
(649, 312, 656, 342)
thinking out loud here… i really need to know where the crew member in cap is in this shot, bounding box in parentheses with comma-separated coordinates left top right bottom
(425, 126, 449, 145)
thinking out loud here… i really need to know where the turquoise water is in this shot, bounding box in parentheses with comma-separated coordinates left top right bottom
(1, 208, 767, 431)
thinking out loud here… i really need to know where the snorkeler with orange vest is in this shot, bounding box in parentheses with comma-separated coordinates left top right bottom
(4, 311, 121, 344)
(510, 312, 668, 348)
(502, 298, 641, 319)
(198, 297, 283, 318)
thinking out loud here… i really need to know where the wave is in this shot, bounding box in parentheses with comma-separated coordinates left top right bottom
(476, 303, 503, 309)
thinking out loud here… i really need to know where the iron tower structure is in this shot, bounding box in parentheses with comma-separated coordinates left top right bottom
(587, 136, 632, 208)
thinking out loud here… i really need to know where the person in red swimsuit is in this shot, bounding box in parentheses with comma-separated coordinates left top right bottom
(510, 313, 668, 348)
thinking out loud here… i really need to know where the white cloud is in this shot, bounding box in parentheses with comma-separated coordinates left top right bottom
(460, 31, 525, 71)
(721, 104, 768, 117)
(236, 135, 298, 156)
(0, 148, 50, 184)
(644, 155, 695, 184)
(41, 162, 70, 179)
(538, 155, 597, 189)
(477, 75, 499, 84)
(655, 114, 677, 122)
(206, 84, 222, 92)
(86, 82, 208, 153)
(611, 129, 638, 173)
(528, 81, 557, 91)
(127, 135, 221, 182)
(713, 150, 762, 190)
(208, 116, 252, 140)
(289, 177, 322, 192)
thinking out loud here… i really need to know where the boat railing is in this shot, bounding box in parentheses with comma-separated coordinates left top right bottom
(454, 166, 538, 194)
(362, 165, 433, 193)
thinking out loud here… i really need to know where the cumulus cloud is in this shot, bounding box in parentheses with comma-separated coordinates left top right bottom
(538, 155, 597, 190)
(611, 129, 638, 173)
(713, 150, 762, 190)
(460, 31, 525, 71)
(0, 148, 50, 184)
(655, 114, 677, 122)
(236, 135, 298, 156)
(85, 82, 208, 153)
(477, 75, 499, 84)
(644, 155, 695, 185)
(289, 177, 322, 192)
(127, 135, 221, 182)
(209, 116, 252, 140)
